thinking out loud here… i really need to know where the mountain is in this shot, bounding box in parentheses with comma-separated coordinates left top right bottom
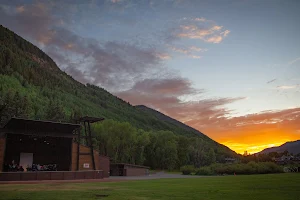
(136, 105, 211, 140)
(258, 140, 300, 155)
(0, 24, 237, 160)
(136, 105, 234, 152)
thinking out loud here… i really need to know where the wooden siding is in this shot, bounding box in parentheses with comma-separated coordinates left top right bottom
(125, 168, 149, 176)
(71, 142, 100, 171)
(99, 155, 110, 178)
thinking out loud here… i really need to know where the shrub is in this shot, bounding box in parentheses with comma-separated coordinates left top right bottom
(195, 166, 214, 175)
(193, 162, 283, 176)
(180, 165, 195, 175)
(257, 162, 283, 174)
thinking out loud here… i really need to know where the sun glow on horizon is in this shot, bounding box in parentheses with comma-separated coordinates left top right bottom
(220, 141, 289, 155)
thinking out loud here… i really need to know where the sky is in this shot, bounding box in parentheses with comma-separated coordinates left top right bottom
(0, 0, 299, 154)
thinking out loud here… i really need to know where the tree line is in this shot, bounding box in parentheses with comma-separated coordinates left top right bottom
(92, 119, 230, 170)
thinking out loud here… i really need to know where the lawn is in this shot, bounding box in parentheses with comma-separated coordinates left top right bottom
(0, 173, 300, 200)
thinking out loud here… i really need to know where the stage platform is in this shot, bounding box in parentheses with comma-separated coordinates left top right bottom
(0, 170, 104, 181)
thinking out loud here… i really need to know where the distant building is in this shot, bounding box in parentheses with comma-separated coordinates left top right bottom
(274, 155, 300, 165)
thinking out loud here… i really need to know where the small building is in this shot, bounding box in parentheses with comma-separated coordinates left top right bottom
(110, 163, 149, 176)
(99, 155, 110, 178)
(0, 117, 106, 181)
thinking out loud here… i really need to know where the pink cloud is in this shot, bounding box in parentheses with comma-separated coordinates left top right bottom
(174, 18, 230, 43)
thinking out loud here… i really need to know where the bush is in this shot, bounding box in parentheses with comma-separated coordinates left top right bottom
(180, 165, 195, 175)
(256, 162, 283, 174)
(193, 162, 283, 176)
(195, 166, 214, 175)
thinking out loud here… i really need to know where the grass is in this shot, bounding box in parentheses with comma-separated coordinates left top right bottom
(0, 173, 300, 200)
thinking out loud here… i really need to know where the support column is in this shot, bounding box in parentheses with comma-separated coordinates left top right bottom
(76, 127, 80, 171)
(87, 122, 96, 170)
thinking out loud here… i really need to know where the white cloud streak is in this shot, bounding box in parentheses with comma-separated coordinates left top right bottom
(288, 57, 300, 66)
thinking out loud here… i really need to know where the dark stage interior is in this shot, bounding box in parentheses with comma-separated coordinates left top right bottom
(4, 134, 72, 171)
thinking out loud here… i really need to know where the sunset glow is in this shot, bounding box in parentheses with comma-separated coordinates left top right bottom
(221, 141, 287, 155)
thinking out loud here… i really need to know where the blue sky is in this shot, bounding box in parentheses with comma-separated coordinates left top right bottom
(64, 0, 300, 116)
(0, 0, 299, 153)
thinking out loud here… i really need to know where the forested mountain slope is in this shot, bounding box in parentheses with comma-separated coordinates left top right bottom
(0, 25, 238, 165)
(136, 105, 210, 139)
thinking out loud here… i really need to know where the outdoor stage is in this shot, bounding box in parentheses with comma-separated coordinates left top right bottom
(0, 117, 108, 181)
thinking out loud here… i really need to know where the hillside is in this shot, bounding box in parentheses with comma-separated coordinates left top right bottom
(0, 24, 237, 162)
(136, 105, 214, 142)
(258, 140, 300, 155)
(136, 105, 235, 155)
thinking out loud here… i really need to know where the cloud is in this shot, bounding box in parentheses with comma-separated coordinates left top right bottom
(186, 107, 300, 154)
(288, 57, 300, 65)
(189, 55, 201, 59)
(117, 77, 245, 128)
(0, 3, 56, 46)
(191, 111, 300, 155)
(16, 5, 25, 13)
(267, 79, 277, 84)
(172, 18, 230, 43)
(156, 53, 172, 60)
(0, 2, 166, 91)
(277, 85, 299, 90)
(221, 30, 230, 37)
(111, 0, 122, 3)
(189, 46, 206, 52)
(194, 17, 207, 22)
(122, 77, 200, 97)
(205, 35, 223, 43)
(170, 46, 207, 54)
(170, 46, 189, 54)
(118, 75, 300, 154)
(169, 45, 207, 59)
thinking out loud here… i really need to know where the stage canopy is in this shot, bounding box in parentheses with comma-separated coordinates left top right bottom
(0, 118, 80, 138)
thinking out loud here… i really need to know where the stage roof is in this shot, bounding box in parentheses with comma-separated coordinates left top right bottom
(0, 118, 80, 138)
(77, 116, 105, 123)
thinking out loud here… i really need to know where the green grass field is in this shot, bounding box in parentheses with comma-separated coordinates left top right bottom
(0, 174, 300, 200)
